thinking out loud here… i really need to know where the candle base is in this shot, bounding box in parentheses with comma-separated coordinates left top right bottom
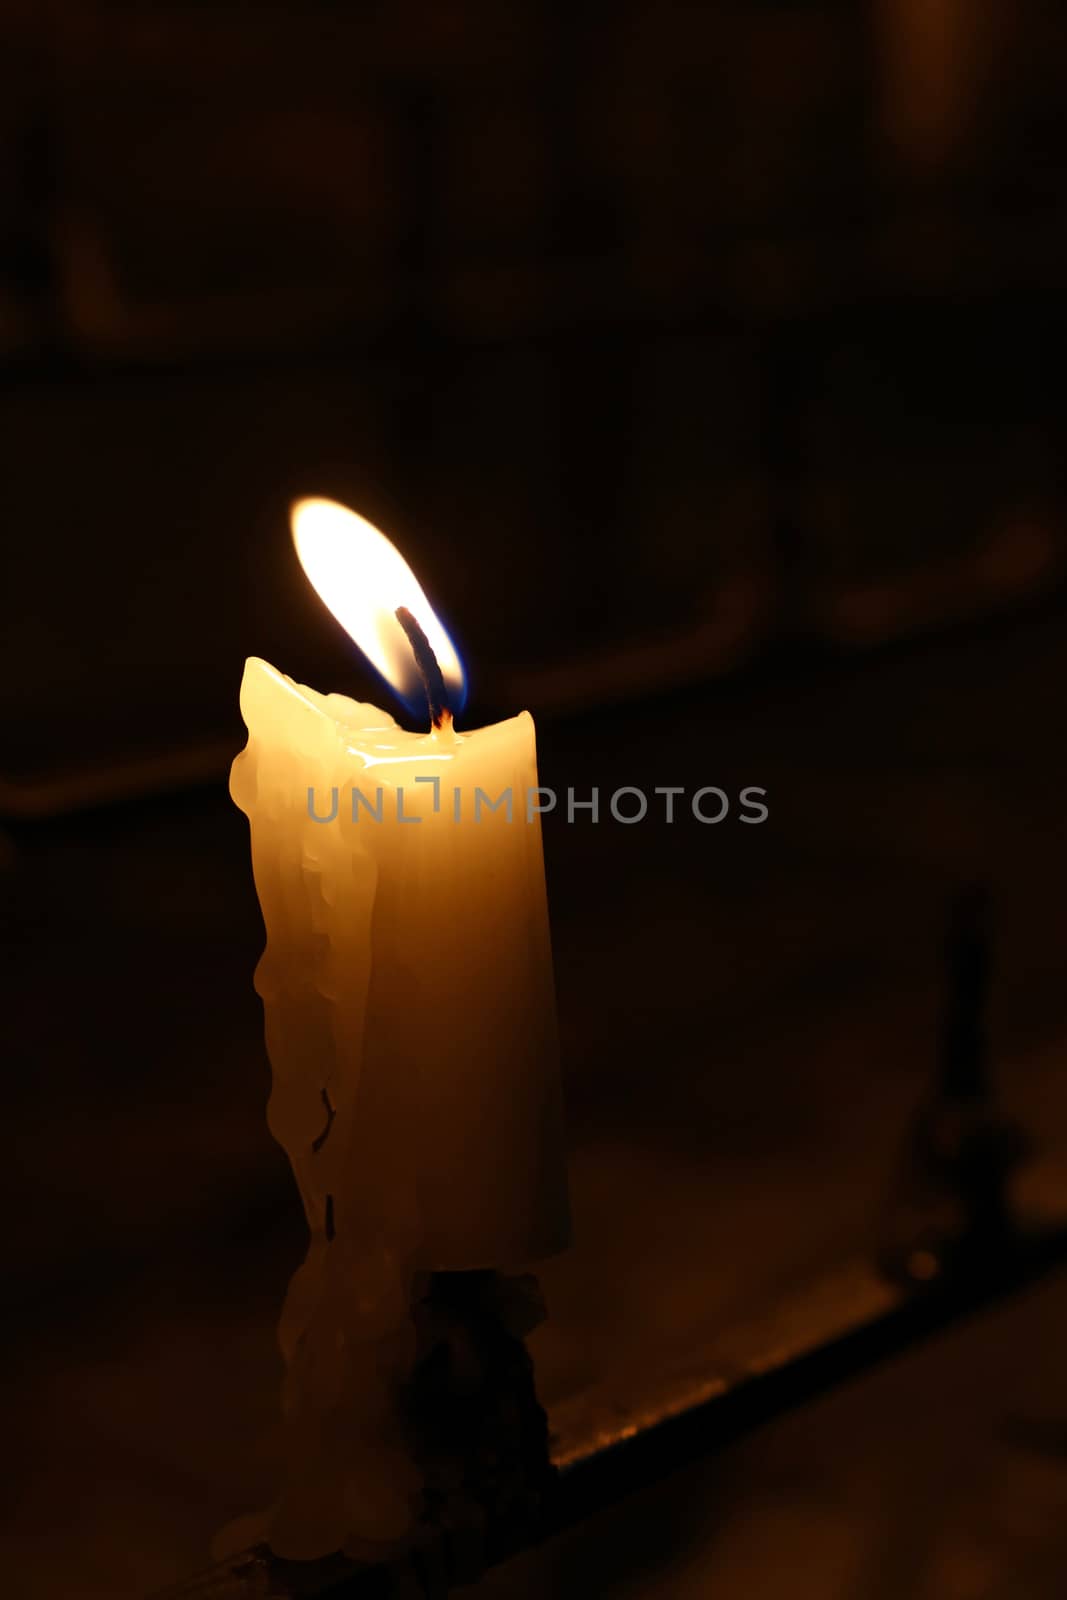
(400, 1269, 555, 1576)
(215, 1269, 556, 1576)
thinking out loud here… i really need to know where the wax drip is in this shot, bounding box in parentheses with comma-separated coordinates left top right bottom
(395, 606, 452, 730)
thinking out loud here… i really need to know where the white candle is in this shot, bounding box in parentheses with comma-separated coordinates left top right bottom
(228, 499, 569, 1556)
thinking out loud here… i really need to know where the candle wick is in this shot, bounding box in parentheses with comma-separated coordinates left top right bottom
(395, 606, 452, 730)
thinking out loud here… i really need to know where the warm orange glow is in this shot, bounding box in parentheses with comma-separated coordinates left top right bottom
(291, 497, 466, 715)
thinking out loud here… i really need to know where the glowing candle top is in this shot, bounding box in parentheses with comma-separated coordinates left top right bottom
(291, 497, 467, 720)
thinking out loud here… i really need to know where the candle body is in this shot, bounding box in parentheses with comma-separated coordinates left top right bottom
(229, 657, 569, 1552)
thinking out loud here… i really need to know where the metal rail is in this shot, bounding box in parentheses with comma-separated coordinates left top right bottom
(154, 1217, 1067, 1599)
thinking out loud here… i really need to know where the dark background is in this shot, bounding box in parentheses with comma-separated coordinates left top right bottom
(4, 0, 1067, 775)
(5, 4, 1067, 1597)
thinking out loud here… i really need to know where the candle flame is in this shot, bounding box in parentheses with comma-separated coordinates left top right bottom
(291, 497, 466, 717)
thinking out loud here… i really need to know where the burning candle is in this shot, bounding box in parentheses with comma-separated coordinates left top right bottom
(228, 498, 569, 1557)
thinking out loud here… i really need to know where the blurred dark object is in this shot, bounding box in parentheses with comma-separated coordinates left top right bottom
(3, 0, 1067, 789)
(880, 884, 1029, 1283)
